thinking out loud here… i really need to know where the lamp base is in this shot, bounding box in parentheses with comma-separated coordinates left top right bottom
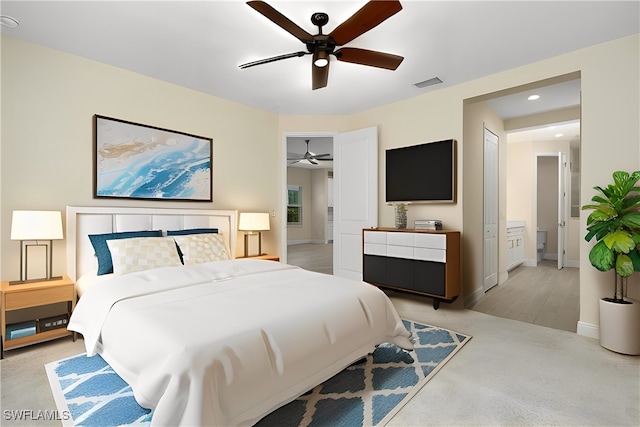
(243, 231, 263, 258)
(9, 276, 63, 286)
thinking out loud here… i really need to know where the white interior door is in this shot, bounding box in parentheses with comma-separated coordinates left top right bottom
(483, 127, 499, 292)
(333, 127, 378, 280)
(557, 152, 568, 269)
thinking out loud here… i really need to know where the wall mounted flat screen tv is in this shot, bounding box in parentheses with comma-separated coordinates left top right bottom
(385, 139, 456, 203)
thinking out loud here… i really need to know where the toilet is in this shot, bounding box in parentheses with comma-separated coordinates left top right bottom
(537, 228, 547, 262)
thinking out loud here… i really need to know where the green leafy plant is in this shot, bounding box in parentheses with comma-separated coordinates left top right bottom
(582, 170, 640, 302)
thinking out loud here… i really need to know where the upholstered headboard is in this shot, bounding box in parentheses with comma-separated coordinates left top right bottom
(66, 206, 238, 282)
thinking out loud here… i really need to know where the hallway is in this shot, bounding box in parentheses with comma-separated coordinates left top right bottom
(470, 260, 580, 333)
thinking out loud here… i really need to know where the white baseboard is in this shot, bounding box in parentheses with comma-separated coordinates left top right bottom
(464, 287, 486, 308)
(287, 239, 330, 245)
(498, 270, 509, 284)
(577, 321, 600, 339)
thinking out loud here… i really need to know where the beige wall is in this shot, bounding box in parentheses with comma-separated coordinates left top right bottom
(286, 167, 330, 244)
(310, 169, 329, 242)
(1, 36, 281, 279)
(285, 167, 312, 242)
(2, 33, 639, 334)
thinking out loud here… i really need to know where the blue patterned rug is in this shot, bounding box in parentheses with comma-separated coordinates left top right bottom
(46, 320, 470, 426)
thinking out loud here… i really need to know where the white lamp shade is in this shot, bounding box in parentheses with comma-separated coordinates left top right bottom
(11, 210, 63, 240)
(239, 212, 270, 231)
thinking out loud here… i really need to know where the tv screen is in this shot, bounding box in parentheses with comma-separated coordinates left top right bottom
(385, 139, 456, 203)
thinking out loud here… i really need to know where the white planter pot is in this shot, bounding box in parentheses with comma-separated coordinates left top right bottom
(599, 297, 640, 355)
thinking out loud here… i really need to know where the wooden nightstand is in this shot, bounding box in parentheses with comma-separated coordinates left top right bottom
(1, 276, 76, 358)
(240, 254, 280, 261)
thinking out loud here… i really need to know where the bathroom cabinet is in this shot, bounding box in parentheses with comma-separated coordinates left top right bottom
(507, 224, 525, 270)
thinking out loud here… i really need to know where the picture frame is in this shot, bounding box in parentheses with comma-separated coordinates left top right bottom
(94, 115, 213, 201)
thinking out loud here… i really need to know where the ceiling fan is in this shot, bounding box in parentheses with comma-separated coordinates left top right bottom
(240, 0, 404, 90)
(288, 140, 333, 165)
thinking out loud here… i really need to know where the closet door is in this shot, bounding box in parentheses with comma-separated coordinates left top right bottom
(483, 127, 499, 292)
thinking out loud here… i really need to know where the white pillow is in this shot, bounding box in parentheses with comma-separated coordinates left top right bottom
(107, 236, 182, 275)
(173, 233, 229, 265)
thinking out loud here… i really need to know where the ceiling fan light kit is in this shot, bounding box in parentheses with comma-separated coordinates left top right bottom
(240, 0, 404, 90)
(288, 140, 333, 166)
(313, 50, 329, 68)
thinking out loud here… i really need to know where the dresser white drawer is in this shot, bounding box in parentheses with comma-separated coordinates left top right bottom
(387, 244, 414, 259)
(414, 247, 446, 263)
(387, 232, 414, 247)
(414, 233, 446, 250)
(364, 243, 387, 256)
(363, 231, 387, 244)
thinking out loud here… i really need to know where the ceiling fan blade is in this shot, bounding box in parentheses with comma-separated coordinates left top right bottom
(334, 47, 403, 70)
(315, 158, 334, 161)
(309, 153, 332, 158)
(312, 62, 330, 90)
(247, 1, 314, 43)
(239, 51, 308, 69)
(328, 0, 402, 46)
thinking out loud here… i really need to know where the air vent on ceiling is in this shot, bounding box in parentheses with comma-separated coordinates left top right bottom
(414, 77, 443, 88)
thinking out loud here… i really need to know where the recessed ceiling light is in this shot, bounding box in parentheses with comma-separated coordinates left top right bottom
(528, 94, 540, 101)
(555, 133, 564, 138)
(0, 15, 19, 29)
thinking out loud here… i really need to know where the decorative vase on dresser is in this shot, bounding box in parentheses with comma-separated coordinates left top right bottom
(394, 203, 407, 229)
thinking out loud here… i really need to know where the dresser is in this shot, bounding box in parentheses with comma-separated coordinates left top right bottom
(362, 228, 461, 309)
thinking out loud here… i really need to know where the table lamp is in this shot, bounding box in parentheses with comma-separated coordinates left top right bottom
(10, 210, 64, 284)
(238, 212, 270, 257)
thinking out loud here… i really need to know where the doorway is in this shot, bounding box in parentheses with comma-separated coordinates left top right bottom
(471, 74, 582, 333)
(284, 134, 334, 272)
(536, 153, 569, 269)
(282, 127, 379, 279)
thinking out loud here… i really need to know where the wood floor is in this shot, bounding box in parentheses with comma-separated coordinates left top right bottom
(286, 245, 580, 333)
(470, 260, 580, 333)
(287, 243, 333, 275)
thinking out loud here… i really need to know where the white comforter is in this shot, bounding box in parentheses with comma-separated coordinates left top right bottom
(68, 259, 414, 426)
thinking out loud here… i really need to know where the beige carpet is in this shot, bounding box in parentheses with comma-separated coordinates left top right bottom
(1, 290, 638, 426)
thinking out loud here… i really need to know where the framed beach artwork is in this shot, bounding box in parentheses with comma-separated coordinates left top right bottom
(94, 115, 213, 201)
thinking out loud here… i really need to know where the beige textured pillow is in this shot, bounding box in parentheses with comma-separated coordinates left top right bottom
(107, 236, 182, 275)
(173, 233, 229, 265)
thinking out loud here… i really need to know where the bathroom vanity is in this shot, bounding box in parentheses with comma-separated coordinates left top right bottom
(507, 221, 525, 271)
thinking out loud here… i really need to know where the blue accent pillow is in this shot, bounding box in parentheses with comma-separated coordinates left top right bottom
(167, 228, 219, 263)
(167, 228, 218, 236)
(89, 230, 163, 275)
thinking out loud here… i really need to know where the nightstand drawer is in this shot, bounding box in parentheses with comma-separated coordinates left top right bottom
(4, 285, 74, 310)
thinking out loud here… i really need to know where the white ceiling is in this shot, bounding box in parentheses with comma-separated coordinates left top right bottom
(1, 1, 637, 117)
(1, 1, 637, 162)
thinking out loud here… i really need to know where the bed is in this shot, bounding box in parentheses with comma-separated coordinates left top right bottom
(66, 206, 414, 426)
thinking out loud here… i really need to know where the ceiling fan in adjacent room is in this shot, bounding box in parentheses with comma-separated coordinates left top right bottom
(239, 0, 404, 90)
(288, 140, 333, 165)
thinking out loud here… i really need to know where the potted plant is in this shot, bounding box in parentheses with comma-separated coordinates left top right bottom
(582, 170, 640, 355)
